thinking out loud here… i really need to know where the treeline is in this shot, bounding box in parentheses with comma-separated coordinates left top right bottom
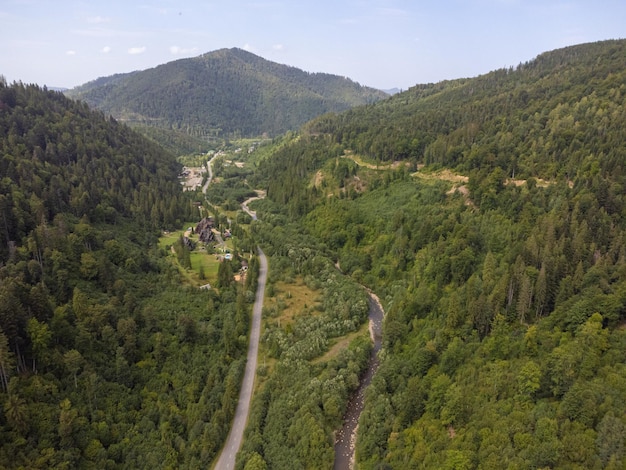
(66, 48, 388, 139)
(252, 134, 344, 217)
(253, 40, 626, 468)
(131, 124, 209, 156)
(0, 82, 250, 468)
(299, 171, 626, 468)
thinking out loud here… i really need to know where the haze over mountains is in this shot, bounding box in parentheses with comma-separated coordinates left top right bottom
(65, 48, 388, 141)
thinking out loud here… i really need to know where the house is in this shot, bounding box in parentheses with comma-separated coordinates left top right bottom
(195, 217, 216, 243)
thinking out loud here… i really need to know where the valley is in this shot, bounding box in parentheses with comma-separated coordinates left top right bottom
(2, 38, 626, 469)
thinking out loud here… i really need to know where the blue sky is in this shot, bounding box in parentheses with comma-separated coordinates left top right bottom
(2, 0, 625, 90)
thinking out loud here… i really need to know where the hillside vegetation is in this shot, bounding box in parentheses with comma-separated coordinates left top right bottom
(0, 81, 254, 468)
(307, 39, 626, 180)
(246, 39, 626, 469)
(66, 48, 388, 141)
(4, 37, 626, 470)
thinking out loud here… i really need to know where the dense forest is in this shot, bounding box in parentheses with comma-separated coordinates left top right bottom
(245, 39, 626, 468)
(305, 39, 626, 179)
(4, 37, 626, 470)
(0, 81, 255, 468)
(66, 48, 388, 140)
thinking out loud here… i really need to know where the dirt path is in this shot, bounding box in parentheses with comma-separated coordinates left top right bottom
(341, 153, 409, 170)
(345, 152, 555, 199)
(210, 157, 268, 468)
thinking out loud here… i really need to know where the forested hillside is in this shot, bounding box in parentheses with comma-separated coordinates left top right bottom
(4, 37, 626, 470)
(249, 39, 626, 468)
(0, 81, 252, 468)
(66, 48, 388, 140)
(307, 39, 626, 178)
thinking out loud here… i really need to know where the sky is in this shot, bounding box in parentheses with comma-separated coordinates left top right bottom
(1, 0, 625, 91)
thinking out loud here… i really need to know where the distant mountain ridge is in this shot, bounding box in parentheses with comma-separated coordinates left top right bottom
(66, 48, 388, 139)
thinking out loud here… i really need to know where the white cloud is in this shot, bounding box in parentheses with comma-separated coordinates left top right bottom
(87, 16, 111, 24)
(272, 44, 284, 51)
(102, 46, 111, 53)
(169, 46, 199, 55)
(377, 7, 408, 17)
(242, 43, 254, 52)
(72, 28, 144, 38)
(128, 46, 146, 55)
(66, 50, 76, 56)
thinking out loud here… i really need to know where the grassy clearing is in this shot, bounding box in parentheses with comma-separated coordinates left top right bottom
(159, 231, 183, 250)
(255, 277, 321, 393)
(263, 276, 372, 364)
(265, 277, 321, 325)
(312, 321, 370, 365)
(190, 251, 219, 283)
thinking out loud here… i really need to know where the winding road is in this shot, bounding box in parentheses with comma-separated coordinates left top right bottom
(203, 152, 268, 469)
(202, 153, 220, 193)
(240, 191, 265, 221)
(205, 150, 384, 468)
(214, 247, 268, 470)
(333, 291, 385, 470)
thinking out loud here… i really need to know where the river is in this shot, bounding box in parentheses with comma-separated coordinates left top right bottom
(333, 291, 384, 470)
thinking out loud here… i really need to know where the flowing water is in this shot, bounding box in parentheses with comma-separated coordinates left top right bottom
(333, 291, 384, 470)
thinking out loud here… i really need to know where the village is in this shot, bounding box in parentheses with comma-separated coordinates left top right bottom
(163, 148, 259, 289)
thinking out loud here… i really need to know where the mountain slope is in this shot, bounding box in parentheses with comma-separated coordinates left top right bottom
(305, 39, 626, 181)
(0, 81, 248, 468)
(66, 48, 388, 139)
(238, 39, 626, 469)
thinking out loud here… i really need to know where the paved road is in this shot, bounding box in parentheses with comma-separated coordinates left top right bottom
(241, 191, 266, 221)
(214, 247, 268, 470)
(202, 153, 220, 193)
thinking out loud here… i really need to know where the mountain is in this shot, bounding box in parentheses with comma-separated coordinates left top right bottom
(232, 39, 626, 468)
(6, 37, 626, 470)
(261, 39, 626, 218)
(0, 81, 250, 467)
(381, 87, 402, 95)
(66, 48, 388, 140)
(302, 38, 626, 179)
